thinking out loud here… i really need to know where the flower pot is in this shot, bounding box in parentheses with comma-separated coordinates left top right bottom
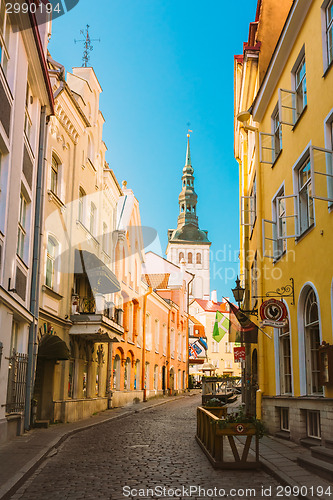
(203, 406, 228, 419)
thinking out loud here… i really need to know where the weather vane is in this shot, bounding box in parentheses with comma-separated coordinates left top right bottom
(74, 25, 100, 67)
(187, 122, 193, 138)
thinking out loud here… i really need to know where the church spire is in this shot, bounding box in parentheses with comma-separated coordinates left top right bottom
(185, 133, 191, 166)
(177, 134, 198, 228)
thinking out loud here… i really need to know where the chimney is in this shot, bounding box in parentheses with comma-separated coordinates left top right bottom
(211, 290, 217, 303)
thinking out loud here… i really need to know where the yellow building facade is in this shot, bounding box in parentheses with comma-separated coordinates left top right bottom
(235, 0, 333, 444)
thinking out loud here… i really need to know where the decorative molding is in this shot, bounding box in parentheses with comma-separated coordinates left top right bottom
(54, 102, 79, 144)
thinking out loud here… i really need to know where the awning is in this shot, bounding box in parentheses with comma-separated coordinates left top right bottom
(73, 250, 121, 294)
(38, 334, 70, 360)
(69, 324, 122, 343)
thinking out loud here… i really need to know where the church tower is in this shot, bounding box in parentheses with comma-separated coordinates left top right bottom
(166, 134, 211, 299)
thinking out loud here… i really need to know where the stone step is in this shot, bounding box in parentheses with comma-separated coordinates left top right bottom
(275, 430, 290, 441)
(300, 437, 322, 448)
(33, 420, 49, 429)
(297, 455, 333, 483)
(325, 439, 333, 450)
(311, 446, 333, 465)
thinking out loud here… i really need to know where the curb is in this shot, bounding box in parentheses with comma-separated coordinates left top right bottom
(0, 393, 196, 500)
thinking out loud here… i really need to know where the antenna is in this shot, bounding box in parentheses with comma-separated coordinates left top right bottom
(74, 25, 100, 67)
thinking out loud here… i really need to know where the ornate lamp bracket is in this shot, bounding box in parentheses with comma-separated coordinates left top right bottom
(254, 278, 295, 306)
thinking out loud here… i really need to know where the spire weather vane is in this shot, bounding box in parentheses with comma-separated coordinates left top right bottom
(186, 122, 193, 138)
(75, 25, 100, 67)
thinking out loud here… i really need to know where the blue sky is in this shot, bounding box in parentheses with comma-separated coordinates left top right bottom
(49, 0, 258, 300)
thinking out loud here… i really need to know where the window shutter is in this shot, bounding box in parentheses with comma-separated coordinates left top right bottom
(262, 219, 277, 259)
(278, 88, 296, 126)
(276, 194, 299, 238)
(240, 196, 255, 227)
(310, 146, 333, 203)
(259, 132, 274, 164)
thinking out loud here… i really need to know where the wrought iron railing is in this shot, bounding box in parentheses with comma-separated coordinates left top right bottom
(5, 352, 28, 414)
(73, 296, 123, 326)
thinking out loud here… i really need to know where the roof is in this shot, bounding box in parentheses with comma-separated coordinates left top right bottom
(193, 299, 229, 313)
(188, 315, 205, 327)
(142, 273, 170, 289)
(168, 224, 211, 244)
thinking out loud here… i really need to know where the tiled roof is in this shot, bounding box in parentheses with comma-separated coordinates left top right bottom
(142, 273, 170, 290)
(188, 315, 204, 327)
(194, 299, 229, 313)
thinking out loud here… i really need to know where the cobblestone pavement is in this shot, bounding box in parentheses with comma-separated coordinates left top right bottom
(11, 395, 291, 500)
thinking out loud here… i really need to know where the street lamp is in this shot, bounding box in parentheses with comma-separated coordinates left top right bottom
(231, 276, 258, 317)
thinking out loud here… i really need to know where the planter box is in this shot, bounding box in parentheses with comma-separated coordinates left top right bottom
(203, 406, 227, 419)
(217, 422, 256, 436)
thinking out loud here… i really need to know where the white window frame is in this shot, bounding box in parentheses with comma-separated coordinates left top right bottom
(307, 410, 321, 439)
(322, 0, 333, 71)
(155, 319, 159, 352)
(279, 324, 292, 395)
(259, 132, 275, 164)
(0, 1, 10, 76)
(280, 408, 290, 431)
(45, 235, 58, 290)
(272, 104, 282, 159)
(240, 195, 256, 228)
(294, 54, 307, 117)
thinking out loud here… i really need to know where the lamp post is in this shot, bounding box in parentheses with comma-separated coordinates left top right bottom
(231, 276, 258, 317)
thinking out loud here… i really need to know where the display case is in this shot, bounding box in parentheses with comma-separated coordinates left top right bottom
(319, 342, 333, 386)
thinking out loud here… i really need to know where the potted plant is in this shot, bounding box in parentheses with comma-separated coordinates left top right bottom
(216, 406, 266, 439)
(203, 397, 227, 418)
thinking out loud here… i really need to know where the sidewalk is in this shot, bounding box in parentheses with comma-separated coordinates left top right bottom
(0, 392, 198, 500)
(1, 393, 332, 500)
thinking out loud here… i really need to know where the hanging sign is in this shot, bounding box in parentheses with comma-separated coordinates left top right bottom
(234, 346, 246, 362)
(260, 299, 288, 328)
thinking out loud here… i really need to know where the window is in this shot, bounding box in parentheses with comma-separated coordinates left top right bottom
(212, 340, 219, 353)
(295, 57, 307, 117)
(113, 354, 121, 390)
(82, 363, 88, 397)
(134, 360, 140, 390)
(128, 302, 133, 342)
(251, 176, 257, 224)
(196, 253, 201, 264)
(272, 105, 282, 158)
(46, 236, 58, 289)
(279, 323, 292, 395)
(179, 252, 184, 263)
(50, 157, 58, 195)
(24, 83, 33, 144)
(188, 252, 193, 264)
(304, 289, 322, 395)
(170, 328, 175, 357)
(162, 323, 167, 356)
(154, 365, 158, 390)
(273, 188, 287, 259)
(145, 314, 152, 350)
(155, 320, 159, 351)
(298, 157, 314, 234)
(102, 222, 109, 255)
(124, 357, 131, 390)
(145, 362, 150, 390)
(68, 360, 74, 398)
(307, 410, 321, 439)
(280, 408, 290, 432)
(224, 360, 232, 369)
(89, 202, 96, 235)
(0, 1, 10, 75)
(78, 187, 85, 223)
(225, 342, 232, 353)
(251, 253, 258, 309)
(17, 193, 27, 260)
(326, 0, 333, 66)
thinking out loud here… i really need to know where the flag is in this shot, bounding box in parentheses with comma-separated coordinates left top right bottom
(225, 298, 258, 344)
(212, 311, 229, 342)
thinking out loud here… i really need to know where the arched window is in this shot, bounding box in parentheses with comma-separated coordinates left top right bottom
(78, 187, 85, 223)
(179, 252, 184, 263)
(128, 302, 133, 342)
(51, 156, 59, 195)
(155, 319, 159, 351)
(188, 252, 193, 264)
(154, 365, 158, 390)
(304, 289, 322, 394)
(134, 360, 140, 390)
(113, 354, 121, 390)
(124, 357, 131, 390)
(87, 134, 94, 161)
(46, 236, 58, 289)
(278, 321, 292, 394)
(196, 253, 201, 264)
(145, 362, 150, 390)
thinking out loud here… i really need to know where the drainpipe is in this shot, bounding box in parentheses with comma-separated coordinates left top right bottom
(24, 106, 48, 430)
(141, 287, 152, 401)
(241, 120, 265, 416)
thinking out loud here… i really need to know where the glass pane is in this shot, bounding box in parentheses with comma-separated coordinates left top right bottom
(46, 257, 53, 287)
(299, 160, 311, 188)
(327, 0, 333, 25)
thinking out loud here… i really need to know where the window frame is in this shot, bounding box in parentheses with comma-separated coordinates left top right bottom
(272, 103, 282, 159)
(45, 235, 58, 289)
(17, 193, 27, 260)
(294, 55, 307, 117)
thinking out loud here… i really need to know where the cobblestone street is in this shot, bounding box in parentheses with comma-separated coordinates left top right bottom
(11, 395, 290, 500)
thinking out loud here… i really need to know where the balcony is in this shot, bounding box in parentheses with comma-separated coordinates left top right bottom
(70, 295, 124, 342)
